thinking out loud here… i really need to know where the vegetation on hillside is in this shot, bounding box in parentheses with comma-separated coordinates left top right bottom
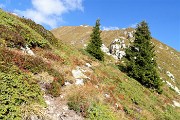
(86, 19, 104, 61)
(0, 48, 45, 119)
(0, 9, 179, 120)
(125, 21, 163, 93)
(0, 9, 64, 119)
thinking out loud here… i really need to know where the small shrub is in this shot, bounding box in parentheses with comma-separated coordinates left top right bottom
(46, 80, 61, 97)
(88, 103, 118, 120)
(0, 48, 64, 97)
(18, 17, 59, 47)
(43, 51, 64, 62)
(0, 24, 25, 48)
(0, 65, 45, 119)
(67, 84, 98, 117)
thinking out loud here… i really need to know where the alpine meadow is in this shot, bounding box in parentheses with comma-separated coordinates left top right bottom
(0, 1, 180, 119)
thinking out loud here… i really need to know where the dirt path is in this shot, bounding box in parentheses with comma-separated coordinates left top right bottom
(43, 87, 84, 120)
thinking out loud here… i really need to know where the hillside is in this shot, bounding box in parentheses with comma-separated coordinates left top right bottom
(0, 9, 180, 120)
(52, 26, 180, 89)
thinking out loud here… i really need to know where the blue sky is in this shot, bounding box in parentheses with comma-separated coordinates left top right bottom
(0, 0, 179, 51)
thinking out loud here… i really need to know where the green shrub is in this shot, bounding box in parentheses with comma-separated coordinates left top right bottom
(88, 103, 118, 120)
(0, 9, 50, 49)
(46, 80, 61, 97)
(0, 65, 45, 119)
(18, 17, 59, 47)
(0, 25, 25, 48)
(0, 48, 64, 97)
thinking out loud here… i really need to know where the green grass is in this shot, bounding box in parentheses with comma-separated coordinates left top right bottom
(0, 9, 50, 48)
(0, 64, 45, 119)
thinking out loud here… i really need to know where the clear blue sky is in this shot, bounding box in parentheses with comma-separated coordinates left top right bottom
(0, 0, 179, 51)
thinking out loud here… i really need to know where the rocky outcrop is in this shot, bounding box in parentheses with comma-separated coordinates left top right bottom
(166, 71, 175, 82)
(100, 44, 111, 55)
(21, 45, 35, 56)
(166, 81, 180, 95)
(109, 38, 126, 59)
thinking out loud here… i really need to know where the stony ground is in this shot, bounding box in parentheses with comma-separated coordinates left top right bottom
(44, 87, 84, 120)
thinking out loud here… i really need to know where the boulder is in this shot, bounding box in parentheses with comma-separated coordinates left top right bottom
(109, 38, 126, 59)
(21, 45, 35, 56)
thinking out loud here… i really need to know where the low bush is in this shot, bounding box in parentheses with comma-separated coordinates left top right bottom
(88, 103, 118, 120)
(0, 10, 50, 49)
(0, 24, 25, 48)
(46, 80, 61, 97)
(0, 65, 45, 119)
(0, 48, 64, 97)
(18, 17, 59, 47)
(67, 85, 97, 117)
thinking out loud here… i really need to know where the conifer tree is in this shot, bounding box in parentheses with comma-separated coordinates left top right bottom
(125, 21, 162, 93)
(86, 19, 104, 61)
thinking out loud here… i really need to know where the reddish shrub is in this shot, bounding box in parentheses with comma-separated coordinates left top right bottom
(46, 80, 61, 97)
(44, 51, 64, 62)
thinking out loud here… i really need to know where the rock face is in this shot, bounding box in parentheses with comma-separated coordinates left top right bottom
(127, 31, 133, 38)
(173, 100, 180, 107)
(100, 44, 111, 55)
(44, 95, 84, 120)
(166, 81, 180, 95)
(21, 45, 35, 56)
(72, 66, 91, 85)
(109, 38, 126, 59)
(166, 71, 175, 82)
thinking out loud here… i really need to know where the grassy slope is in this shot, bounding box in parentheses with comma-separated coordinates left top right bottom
(51, 26, 180, 89)
(0, 9, 64, 119)
(0, 9, 179, 119)
(52, 26, 180, 119)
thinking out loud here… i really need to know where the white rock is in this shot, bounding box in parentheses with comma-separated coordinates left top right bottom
(104, 93, 110, 98)
(135, 47, 139, 51)
(109, 38, 127, 60)
(84, 44, 87, 47)
(45, 100, 51, 105)
(113, 38, 121, 43)
(94, 85, 99, 89)
(166, 71, 175, 82)
(21, 45, 35, 56)
(85, 63, 92, 68)
(124, 31, 127, 35)
(12, 12, 18, 16)
(122, 43, 126, 49)
(72, 68, 88, 79)
(62, 106, 69, 111)
(115, 103, 119, 108)
(112, 55, 118, 60)
(159, 45, 163, 49)
(119, 37, 126, 40)
(173, 101, 180, 107)
(65, 82, 71, 86)
(30, 115, 39, 120)
(128, 32, 133, 38)
(166, 81, 180, 95)
(75, 79, 84, 85)
(101, 44, 110, 53)
(60, 95, 64, 99)
(118, 51, 126, 59)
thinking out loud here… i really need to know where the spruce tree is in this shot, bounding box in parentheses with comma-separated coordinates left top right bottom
(125, 21, 162, 93)
(86, 19, 104, 61)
